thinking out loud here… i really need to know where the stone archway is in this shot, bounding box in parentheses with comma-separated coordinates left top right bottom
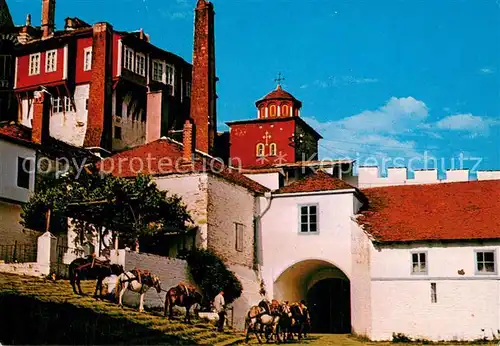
(273, 259, 351, 334)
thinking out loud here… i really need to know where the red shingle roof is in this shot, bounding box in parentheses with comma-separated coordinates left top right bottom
(262, 85, 296, 101)
(0, 122, 32, 144)
(98, 138, 269, 194)
(276, 171, 357, 194)
(358, 180, 500, 243)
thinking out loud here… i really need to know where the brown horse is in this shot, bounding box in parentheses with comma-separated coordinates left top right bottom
(164, 284, 203, 323)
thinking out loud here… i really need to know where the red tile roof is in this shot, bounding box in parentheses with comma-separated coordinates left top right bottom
(276, 171, 357, 194)
(0, 122, 32, 144)
(358, 180, 500, 243)
(98, 138, 269, 194)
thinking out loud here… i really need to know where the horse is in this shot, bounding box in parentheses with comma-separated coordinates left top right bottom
(245, 299, 282, 344)
(68, 256, 124, 297)
(164, 283, 203, 324)
(115, 269, 162, 312)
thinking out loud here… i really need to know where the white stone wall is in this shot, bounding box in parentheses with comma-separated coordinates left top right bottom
(370, 241, 500, 341)
(243, 172, 280, 191)
(49, 84, 89, 147)
(110, 249, 195, 309)
(358, 167, 500, 188)
(19, 96, 34, 128)
(0, 139, 36, 202)
(228, 264, 262, 330)
(155, 174, 209, 249)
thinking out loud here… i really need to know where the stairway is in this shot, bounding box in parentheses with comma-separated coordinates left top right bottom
(0, 272, 250, 345)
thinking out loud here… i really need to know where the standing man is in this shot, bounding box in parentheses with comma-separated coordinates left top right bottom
(213, 290, 226, 332)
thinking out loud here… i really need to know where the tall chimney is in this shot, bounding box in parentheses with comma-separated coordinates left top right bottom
(41, 0, 55, 38)
(84, 22, 113, 150)
(190, 0, 216, 155)
(32, 90, 50, 144)
(183, 119, 195, 162)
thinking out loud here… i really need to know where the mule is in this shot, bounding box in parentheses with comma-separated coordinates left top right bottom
(245, 300, 282, 344)
(69, 256, 123, 297)
(164, 284, 203, 323)
(115, 269, 162, 312)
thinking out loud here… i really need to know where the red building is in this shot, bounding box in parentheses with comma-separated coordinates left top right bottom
(227, 84, 322, 168)
(7, 0, 195, 154)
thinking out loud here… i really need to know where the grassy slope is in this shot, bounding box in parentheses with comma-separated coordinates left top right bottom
(0, 273, 247, 345)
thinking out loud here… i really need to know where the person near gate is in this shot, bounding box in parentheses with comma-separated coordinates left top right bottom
(213, 290, 226, 332)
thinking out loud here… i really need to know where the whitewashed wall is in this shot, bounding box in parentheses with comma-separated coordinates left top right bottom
(0, 139, 36, 202)
(243, 172, 280, 191)
(370, 241, 500, 341)
(19, 96, 34, 128)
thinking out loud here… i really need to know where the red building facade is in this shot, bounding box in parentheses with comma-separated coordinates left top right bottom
(227, 85, 322, 168)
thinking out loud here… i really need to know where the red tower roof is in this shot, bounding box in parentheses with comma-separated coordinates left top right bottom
(255, 85, 302, 109)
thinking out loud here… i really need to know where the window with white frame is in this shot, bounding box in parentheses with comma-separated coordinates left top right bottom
(185, 81, 191, 98)
(124, 47, 134, 71)
(166, 64, 174, 86)
(84, 47, 92, 71)
(476, 250, 496, 274)
(235, 223, 244, 252)
(135, 52, 146, 76)
(64, 96, 74, 112)
(29, 53, 41, 75)
(299, 204, 318, 233)
(152, 60, 164, 82)
(411, 252, 427, 274)
(45, 50, 57, 73)
(52, 96, 63, 113)
(0, 55, 11, 79)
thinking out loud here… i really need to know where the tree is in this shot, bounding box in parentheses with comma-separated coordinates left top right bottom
(21, 166, 192, 253)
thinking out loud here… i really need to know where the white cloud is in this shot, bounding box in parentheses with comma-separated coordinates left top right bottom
(299, 84, 309, 89)
(310, 75, 379, 88)
(479, 67, 495, 74)
(435, 113, 498, 136)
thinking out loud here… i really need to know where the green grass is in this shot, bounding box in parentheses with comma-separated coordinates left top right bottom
(0, 272, 246, 345)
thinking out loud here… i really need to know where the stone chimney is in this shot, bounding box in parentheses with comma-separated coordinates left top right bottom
(41, 0, 55, 38)
(84, 22, 113, 150)
(32, 90, 50, 144)
(183, 119, 195, 162)
(190, 0, 216, 155)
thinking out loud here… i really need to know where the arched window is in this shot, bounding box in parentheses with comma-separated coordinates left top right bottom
(269, 143, 277, 156)
(269, 104, 277, 117)
(259, 105, 265, 119)
(256, 143, 265, 157)
(281, 104, 289, 117)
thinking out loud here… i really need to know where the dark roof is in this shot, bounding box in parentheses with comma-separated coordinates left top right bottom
(98, 138, 269, 194)
(261, 85, 297, 101)
(0, 122, 99, 163)
(276, 171, 357, 194)
(358, 180, 500, 243)
(0, 0, 13, 31)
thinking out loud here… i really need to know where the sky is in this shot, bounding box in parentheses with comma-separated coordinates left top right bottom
(8, 0, 500, 176)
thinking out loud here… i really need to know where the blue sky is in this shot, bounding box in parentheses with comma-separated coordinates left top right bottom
(8, 0, 500, 175)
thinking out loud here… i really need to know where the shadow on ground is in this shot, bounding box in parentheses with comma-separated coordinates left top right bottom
(0, 293, 197, 345)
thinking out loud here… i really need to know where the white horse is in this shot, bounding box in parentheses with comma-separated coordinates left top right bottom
(115, 270, 162, 312)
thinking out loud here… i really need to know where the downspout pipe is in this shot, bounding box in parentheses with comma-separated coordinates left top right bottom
(254, 190, 273, 294)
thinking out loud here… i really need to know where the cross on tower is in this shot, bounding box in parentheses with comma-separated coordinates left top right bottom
(274, 72, 285, 86)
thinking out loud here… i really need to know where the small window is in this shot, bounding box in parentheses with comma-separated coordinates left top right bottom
(235, 223, 244, 252)
(269, 104, 276, 117)
(52, 96, 63, 113)
(166, 64, 175, 86)
(411, 252, 427, 274)
(269, 143, 277, 156)
(124, 47, 134, 71)
(476, 250, 496, 274)
(64, 96, 74, 112)
(185, 81, 191, 98)
(85, 99, 89, 110)
(258, 105, 265, 119)
(430, 283, 437, 303)
(29, 53, 41, 75)
(281, 104, 289, 117)
(299, 204, 318, 233)
(83, 47, 92, 71)
(45, 50, 57, 73)
(114, 126, 122, 140)
(17, 157, 31, 189)
(256, 143, 265, 157)
(135, 52, 146, 77)
(152, 60, 164, 82)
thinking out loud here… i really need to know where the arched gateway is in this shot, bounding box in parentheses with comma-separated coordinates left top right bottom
(273, 259, 351, 334)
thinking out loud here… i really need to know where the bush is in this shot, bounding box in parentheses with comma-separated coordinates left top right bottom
(186, 249, 243, 309)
